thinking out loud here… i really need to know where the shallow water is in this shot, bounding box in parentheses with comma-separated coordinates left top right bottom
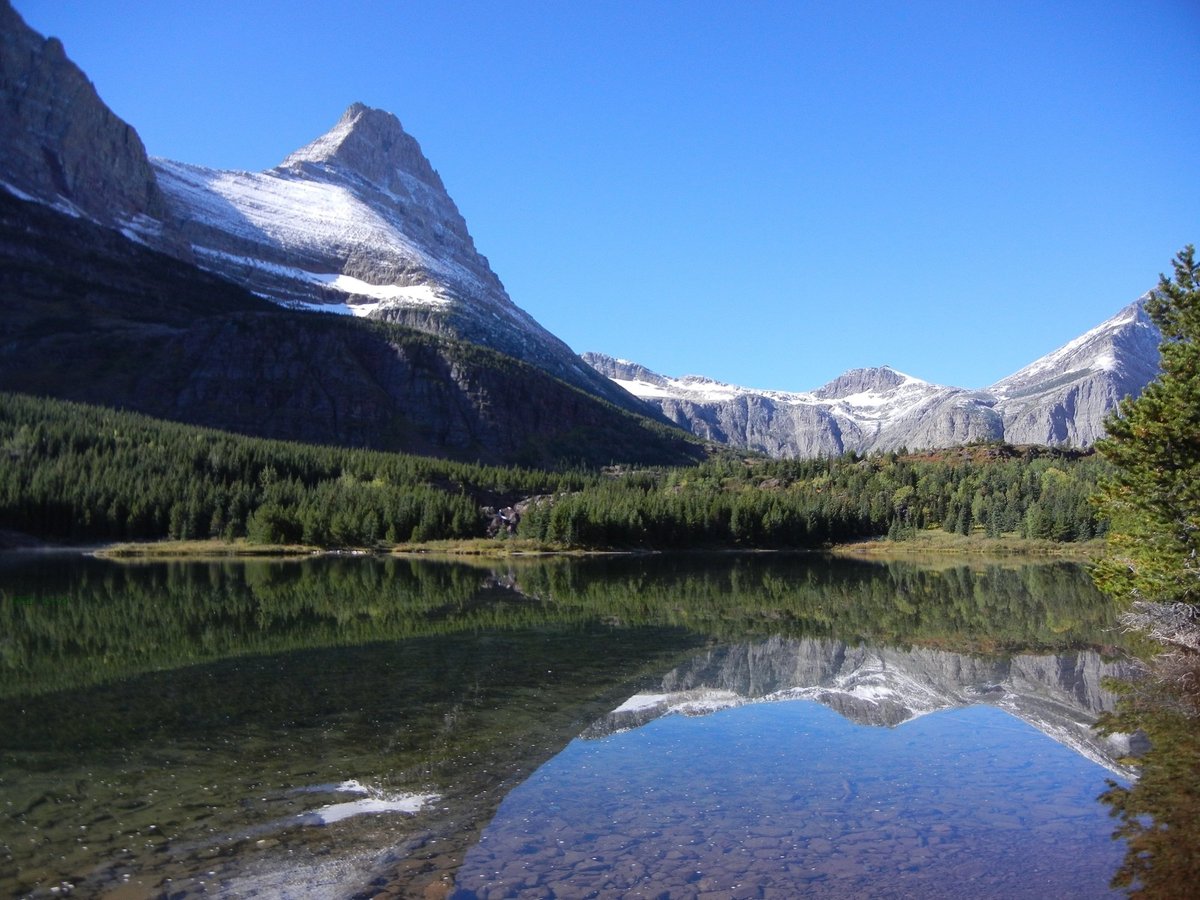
(0, 553, 1132, 898)
(455, 702, 1124, 898)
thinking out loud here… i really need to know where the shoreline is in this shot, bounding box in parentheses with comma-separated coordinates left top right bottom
(81, 533, 1107, 563)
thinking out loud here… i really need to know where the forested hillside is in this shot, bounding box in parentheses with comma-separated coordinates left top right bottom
(518, 445, 1107, 548)
(0, 392, 1107, 550)
(0, 393, 582, 546)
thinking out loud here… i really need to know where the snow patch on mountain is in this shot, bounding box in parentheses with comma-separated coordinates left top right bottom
(153, 158, 478, 302)
(988, 299, 1161, 446)
(991, 299, 1156, 397)
(585, 352, 981, 455)
(604, 361, 945, 430)
(189, 245, 451, 316)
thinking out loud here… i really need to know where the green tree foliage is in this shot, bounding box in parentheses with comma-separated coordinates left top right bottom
(519, 446, 1107, 549)
(0, 392, 583, 547)
(1091, 246, 1200, 897)
(1097, 668, 1200, 898)
(1, 554, 1118, 700)
(1094, 245, 1200, 607)
(0, 393, 1108, 551)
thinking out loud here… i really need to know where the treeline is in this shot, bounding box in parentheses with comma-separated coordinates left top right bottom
(0, 393, 1108, 549)
(518, 446, 1109, 548)
(0, 392, 585, 546)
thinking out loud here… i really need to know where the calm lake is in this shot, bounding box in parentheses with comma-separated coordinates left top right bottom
(0, 552, 1135, 898)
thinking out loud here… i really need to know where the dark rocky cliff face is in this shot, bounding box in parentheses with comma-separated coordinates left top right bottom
(0, 190, 703, 468)
(0, 1, 168, 234)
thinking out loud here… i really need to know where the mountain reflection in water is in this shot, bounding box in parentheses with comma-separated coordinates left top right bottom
(0, 553, 1134, 898)
(590, 636, 1142, 776)
(454, 630, 1136, 898)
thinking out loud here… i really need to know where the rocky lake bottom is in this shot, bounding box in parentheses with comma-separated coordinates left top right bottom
(452, 702, 1124, 899)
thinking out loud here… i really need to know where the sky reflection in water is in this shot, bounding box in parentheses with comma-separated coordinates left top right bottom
(456, 700, 1125, 899)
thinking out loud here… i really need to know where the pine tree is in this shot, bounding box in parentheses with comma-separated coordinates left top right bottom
(1094, 245, 1200, 609)
(1092, 246, 1200, 896)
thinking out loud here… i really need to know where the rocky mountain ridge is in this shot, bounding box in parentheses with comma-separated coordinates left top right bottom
(0, 0, 180, 252)
(585, 298, 1161, 457)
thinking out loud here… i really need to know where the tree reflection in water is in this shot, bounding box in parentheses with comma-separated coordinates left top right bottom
(1098, 650, 1200, 897)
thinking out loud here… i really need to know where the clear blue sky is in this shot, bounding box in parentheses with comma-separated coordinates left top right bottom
(15, 0, 1200, 391)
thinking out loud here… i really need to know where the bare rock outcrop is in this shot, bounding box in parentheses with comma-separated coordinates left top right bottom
(993, 300, 1161, 446)
(0, 1, 166, 234)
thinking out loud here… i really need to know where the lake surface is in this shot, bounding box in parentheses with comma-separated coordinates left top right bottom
(0, 552, 1134, 898)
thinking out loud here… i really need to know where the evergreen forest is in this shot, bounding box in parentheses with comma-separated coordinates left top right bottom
(0, 391, 1106, 550)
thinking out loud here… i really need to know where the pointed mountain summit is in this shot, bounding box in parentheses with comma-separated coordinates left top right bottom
(280, 102, 446, 195)
(151, 105, 644, 413)
(989, 299, 1160, 445)
(274, 103, 479, 271)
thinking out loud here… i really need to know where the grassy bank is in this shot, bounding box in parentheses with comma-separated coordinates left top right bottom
(388, 537, 611, 557)
(94, 538, 324, 560)
(92, 532, 1108, 563)
(832, 530, 1106, 561)
(94, 536, 604, 560)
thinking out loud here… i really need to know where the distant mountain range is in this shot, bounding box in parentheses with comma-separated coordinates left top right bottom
(584, 299, 1161, 457)
(0, 0, 1163, 465)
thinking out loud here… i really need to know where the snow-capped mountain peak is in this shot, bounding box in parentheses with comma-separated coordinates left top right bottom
(150, 106, 644, 413)
(583, 351, 985, 456)
(989, 298, 1157, 397)
(812, 365, 925, 400)
(279, 103, 448, 196)
(979, 298, 1161, 446)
